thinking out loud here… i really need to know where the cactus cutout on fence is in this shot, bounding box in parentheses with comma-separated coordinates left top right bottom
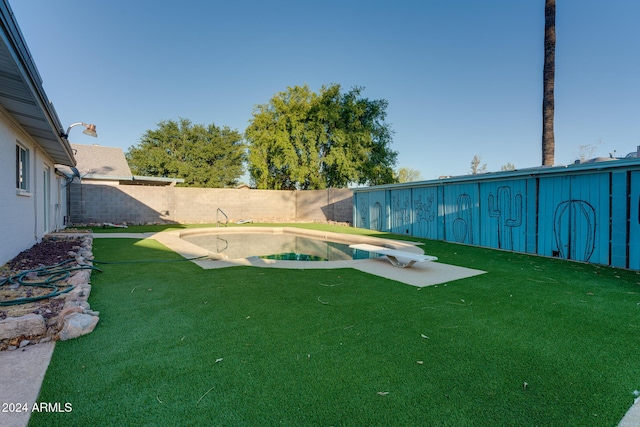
(392, 194, 411, 233)
(413, 194, 436, 237)
(453, 194, 473, 244)
(358, 198, 368, 227)
(553, 199, 596, 262)
(488, 186, 523, 250)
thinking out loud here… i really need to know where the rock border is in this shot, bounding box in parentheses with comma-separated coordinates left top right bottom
(0, 234, 98, 351)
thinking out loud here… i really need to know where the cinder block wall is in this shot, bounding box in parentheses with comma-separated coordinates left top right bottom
(296, 188, 353, 222)
(69, 183, 352, 225)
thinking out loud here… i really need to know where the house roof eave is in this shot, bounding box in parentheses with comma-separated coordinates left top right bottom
(0, 1, 75, 166)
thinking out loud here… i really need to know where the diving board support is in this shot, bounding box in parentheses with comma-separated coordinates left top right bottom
(349, 243, 438, 268)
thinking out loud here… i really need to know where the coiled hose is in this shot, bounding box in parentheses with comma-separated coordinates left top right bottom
(1, 255, 208, 306)
(0, 259, 102, 307)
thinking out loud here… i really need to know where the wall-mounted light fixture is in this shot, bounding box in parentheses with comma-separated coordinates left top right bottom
(62, 122, 98, 139)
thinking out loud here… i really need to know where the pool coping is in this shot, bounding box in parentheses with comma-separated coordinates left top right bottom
(176, 226, 425, 258)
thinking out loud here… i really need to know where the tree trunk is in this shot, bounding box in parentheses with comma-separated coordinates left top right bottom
(542, 0, 556, 166)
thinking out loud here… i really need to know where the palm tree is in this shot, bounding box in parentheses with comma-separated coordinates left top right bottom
(542, 0, 556, 166)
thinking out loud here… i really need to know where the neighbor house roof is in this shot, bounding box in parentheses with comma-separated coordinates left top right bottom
(59, 143, 184, 186)
(0, 1, 75, 166)
(72, 143, 133, 179)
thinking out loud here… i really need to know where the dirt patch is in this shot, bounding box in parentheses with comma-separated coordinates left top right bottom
(5, 239, 81, 271)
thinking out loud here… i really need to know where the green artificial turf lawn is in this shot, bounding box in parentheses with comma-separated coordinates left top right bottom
(29, 226, 640, 426)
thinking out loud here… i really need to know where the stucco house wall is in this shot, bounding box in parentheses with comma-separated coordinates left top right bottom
(0, 0, 76, 266)
(0, 108, 67, 265)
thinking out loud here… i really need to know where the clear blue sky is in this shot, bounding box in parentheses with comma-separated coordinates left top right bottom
(11, 0, 640, 180)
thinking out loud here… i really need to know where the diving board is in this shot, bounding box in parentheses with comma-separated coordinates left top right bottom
(349, 243, 438, 268)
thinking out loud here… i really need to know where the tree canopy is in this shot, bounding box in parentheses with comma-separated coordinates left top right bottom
(245, 84, 398, 190)
(470, 155, 487, 174)
(395, 167, 422, 183)
(126, 118, 245, 187)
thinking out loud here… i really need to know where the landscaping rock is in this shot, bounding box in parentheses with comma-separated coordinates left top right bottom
(67, 270, 91, 285)
(0, 314, 46, 340)
(0, 234, 99, 349)
(65, 285, 91, 303)
(59, 313, 99, 341)
(56, 305, 84, 328)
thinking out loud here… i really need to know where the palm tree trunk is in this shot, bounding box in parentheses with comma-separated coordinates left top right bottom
(542, 0, 556, 166)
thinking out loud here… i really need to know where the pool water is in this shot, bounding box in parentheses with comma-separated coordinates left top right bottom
(181, 232, 380, 261)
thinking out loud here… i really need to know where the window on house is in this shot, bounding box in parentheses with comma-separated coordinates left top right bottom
(16, 143, 30, 192)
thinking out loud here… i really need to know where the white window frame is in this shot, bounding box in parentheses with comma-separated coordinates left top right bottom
(16, 142, 30, 195)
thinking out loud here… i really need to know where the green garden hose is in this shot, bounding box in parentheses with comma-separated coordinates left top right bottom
(0, 260, 102, 307)
(89, 255, 208, 265)
(1, 255, 207, 306)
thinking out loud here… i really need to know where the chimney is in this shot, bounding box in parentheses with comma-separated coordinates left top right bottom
(637, 145, 640, 157)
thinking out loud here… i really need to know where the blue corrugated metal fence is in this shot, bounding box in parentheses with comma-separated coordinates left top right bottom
(352, 159, 640, 270)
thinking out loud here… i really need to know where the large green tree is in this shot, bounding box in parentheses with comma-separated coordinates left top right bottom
(127, 118, 245, 187)
(395, 167, 422, 183)
(245, 84, 397, 190)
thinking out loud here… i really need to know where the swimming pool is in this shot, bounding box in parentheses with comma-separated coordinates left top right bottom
(177, 227, 425, 262)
